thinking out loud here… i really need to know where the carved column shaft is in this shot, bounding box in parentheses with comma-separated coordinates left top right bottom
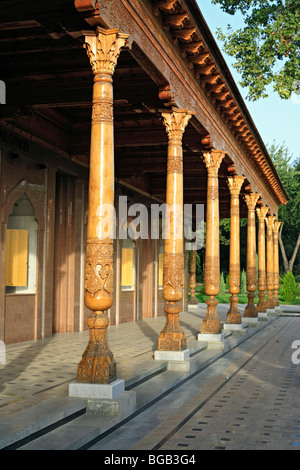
(273, 220, 281, 306)
(77, 27, 129, 384)
(226, 175, 244, 324)
(244, 193, 260, 318)
(158, 108, 193, 351)
(256, 207, 269, 312)
(265, 216, 276, 309)
(201, 150, 225, 334)
(189, 249, 198, 304)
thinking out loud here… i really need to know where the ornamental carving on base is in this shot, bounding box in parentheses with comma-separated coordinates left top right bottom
(85, 238, 113, 296)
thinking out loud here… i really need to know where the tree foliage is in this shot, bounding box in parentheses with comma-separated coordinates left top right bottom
(280, 271, 297, 302)
(212, 0, 300, 100)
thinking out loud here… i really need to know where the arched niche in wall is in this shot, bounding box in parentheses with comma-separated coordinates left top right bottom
(5, 193, 38, 294)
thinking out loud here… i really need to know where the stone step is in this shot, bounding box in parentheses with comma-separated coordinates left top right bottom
(4, 315, 277, 450)
(0, 397, 86, 450)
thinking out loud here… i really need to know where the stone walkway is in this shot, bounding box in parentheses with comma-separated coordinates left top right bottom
(0, 303, 299, 450)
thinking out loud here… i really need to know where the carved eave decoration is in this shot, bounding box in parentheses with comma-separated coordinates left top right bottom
(75, 0, 288, 208)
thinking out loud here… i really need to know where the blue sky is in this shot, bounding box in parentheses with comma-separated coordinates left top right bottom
(197, 1, 300, 162)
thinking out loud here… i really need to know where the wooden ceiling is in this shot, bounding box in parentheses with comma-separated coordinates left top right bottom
(0, 0, 267, 218)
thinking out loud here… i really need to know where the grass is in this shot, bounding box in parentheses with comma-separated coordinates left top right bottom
(189, 289, 300, 305)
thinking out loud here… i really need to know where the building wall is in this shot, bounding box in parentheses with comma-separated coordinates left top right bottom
(0, 127, 185, 345)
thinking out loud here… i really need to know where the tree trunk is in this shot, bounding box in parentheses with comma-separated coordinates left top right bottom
(278, 222, 300, 273)
(288, 233, 300, 272)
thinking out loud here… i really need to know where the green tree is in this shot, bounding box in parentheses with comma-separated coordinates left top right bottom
(220, 272, 226, 295)
(268, 143, 300, 273)
(280, 271, 297, 302)
(212, 0, 300, 100)
(240, 269, 247, 294)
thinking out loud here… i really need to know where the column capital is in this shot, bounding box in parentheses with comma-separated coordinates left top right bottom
(202, 149, 226, 177)
(227, 175, 245, 197)
(265, 215, 276, 229)
(256, 206, 269, 221)
(83, 27, 129, 76)
(273, 221, 282, 233)
(161, 107, 194, 144)
(244, 193, 260, 211)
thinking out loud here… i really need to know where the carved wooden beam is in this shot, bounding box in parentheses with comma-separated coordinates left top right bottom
(153, 0, 178, 16)
(194, 64, 215, 76)
(188, 52, 210, 66)
(172, 28, 196, 42)
(163, 13, 188, 27)
(180, 41, 203, 54)
(205, 82, 225, 95)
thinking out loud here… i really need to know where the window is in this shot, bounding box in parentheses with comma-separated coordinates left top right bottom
(121, 238, 135, 291)
(5, 194, 38, 294)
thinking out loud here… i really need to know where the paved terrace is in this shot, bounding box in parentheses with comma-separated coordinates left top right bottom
(0, 304, 299, 450)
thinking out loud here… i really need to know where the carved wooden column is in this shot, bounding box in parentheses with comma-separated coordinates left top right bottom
(76, 27, 129, 384)
(273, 220, 281, 306)
(256, 206, 269, 312)
(244, 193, 260, 318)
(189, 249, 198, 304)
(226, 175, 245, 324)
(158, 108, 193, 351)
(265, 215, 276, 309)
(201, 150, 225, 334)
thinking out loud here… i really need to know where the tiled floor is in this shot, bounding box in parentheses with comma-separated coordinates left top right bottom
(0, 305, 211, 418)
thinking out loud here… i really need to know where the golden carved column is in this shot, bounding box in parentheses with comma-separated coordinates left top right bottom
(201, 150, 226, 334)
(244, 193, 260, 318)
(226, 175, 245, 324)
(265, 216, 276, 309)
(76, 27, 129, 384)
(273, 221, 281, 306)
(158, 108, 193, 351)
(189, 249, 198, 304)
(256, 206, 269, 312)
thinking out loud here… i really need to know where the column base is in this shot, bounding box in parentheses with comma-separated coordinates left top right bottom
(258, 311, 269, 320)
(223, 323, 247, 334)
(69, 380, 136, 417)
(158, 308, 187, 351)
(243, 292, 258, 318)
(198, 333, 226, 350)
(154, 349, 190, 361)
(257, 291, 267, 313)
(242, 317, 259, 327)
(189, 296, 198, 305)
(226, 295, 242, 324)
(201, 296, 222, 334)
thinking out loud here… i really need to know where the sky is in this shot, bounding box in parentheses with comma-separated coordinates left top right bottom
(197, 1, 300, 162)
